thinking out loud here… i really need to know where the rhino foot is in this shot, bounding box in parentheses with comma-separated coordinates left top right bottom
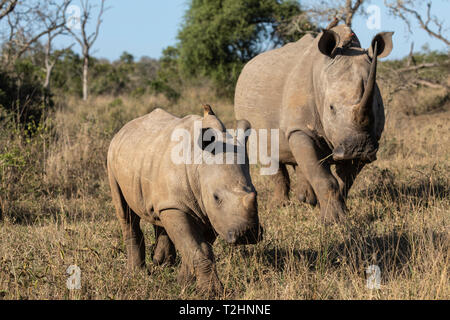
(196, 271, 223, 298)
(177, 261, 223, 297)
(193, 254, 223, 297)
(272, 164, 291, 205)
(319, 199, 347, 225)
(177, 262, 194, 283)
(295, 166, 317, 206)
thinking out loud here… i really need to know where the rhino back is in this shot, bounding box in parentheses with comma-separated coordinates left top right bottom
(108, 108, 199, 218)
(234, 34, 314, 129)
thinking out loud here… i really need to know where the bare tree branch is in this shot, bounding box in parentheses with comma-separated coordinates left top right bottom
(65, 0, 107, 101)
(385, 0, 449, 46)
(1, 1, 71, 67)
(279, 0, 367, 38)
(344, 0, 363, 26)
(0, 0, 17, 21)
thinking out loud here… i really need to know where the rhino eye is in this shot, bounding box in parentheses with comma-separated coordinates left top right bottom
(330, 105, 336, 113)
(213, 193, 223, 206)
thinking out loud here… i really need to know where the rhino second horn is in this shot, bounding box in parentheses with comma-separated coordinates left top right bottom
(354, 41, 378, 127)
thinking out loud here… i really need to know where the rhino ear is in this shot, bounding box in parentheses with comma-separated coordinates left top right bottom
(369, 32, 394, 59)
(318, 29, 340, 57)
(202, 104, 215, 117)
(236, 119, 251, 132)
(236, 119, 252, 146)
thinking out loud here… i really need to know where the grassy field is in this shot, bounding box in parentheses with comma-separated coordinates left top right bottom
(0, 82, 448, 299)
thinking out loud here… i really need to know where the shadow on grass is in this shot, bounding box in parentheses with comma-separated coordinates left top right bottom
(260, 230, 447, 276)
(356, 168, 449, 207)
(1, 197, 112, 225)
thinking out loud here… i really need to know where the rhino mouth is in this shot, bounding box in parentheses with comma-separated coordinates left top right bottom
(225, 223, 263, 245)
(333, 147, 378, 162)
(332, 137, 379, 162)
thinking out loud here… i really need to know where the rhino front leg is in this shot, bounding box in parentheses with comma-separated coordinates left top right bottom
(295, 165, 317, 206)
(288, 132, 347, 223)
(159, 209, 223, 296)
(334, 160, 365, 199)
(271, 163, 291, 203)
(153, 225, 176, 266)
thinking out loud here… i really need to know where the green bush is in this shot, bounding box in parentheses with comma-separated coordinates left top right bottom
(176, 0, 308, 96)
(0, 60, 49, 126)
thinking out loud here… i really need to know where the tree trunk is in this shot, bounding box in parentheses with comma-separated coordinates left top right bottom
(44, 65, 52, 91)
(82, 54, 89, 101)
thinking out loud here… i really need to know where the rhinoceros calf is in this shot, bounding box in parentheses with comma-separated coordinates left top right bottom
(107, 105, 261, 295)
(235, 23, 393, 223)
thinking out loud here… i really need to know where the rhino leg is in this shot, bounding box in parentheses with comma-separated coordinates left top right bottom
(160, 209, 223, 296)
(152, 225, 176, 266)
(334, 160, 365, 199)
(295, 166, 317, 206)
(109, 174, 146, 269)
(272, 163, 291, 203)
(288, 132, 347, 223)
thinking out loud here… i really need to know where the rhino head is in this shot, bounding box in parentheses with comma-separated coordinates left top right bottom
(196, 105, 262, 245)
(315, 25, 393, 162)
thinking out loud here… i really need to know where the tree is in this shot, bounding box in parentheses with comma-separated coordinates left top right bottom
(65, 0, 106, 101)
(0, 1, 71, 124)
(382, 0, 449, 92)
(176, 0, 308, 94)
(1, 1, 69, 68)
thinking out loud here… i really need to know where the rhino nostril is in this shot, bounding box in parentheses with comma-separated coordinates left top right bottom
(365, 149, 377, 162)
(333, 146, 345, 160)
(227, 230, 237, 244)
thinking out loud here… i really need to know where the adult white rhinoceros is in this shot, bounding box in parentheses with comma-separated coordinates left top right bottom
(234, 23, 393, 223)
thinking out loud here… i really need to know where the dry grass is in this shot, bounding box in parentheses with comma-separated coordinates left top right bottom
(0, 84, 448, 300)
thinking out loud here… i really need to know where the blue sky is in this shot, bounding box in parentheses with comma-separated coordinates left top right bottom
(55, 0, 449, 61)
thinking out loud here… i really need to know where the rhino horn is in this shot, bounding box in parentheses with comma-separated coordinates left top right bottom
(203, 104, 215, 117)
(243, 192, 256, 211)
(354, 41, 378, 127)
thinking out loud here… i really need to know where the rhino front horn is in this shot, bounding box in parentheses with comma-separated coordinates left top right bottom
(354, 41, 378, 127)
(243, 192, 256, 211)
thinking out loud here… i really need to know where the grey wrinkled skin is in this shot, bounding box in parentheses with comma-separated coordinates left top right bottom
(235, 24, 394, 223)
(107, 105, 262, 295)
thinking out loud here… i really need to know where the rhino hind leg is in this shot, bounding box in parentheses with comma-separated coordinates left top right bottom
(295, 166, 317, 206)
(152, 225, 176, 266)
(109, 174, 146, 270)
(271, 163, 291, 204)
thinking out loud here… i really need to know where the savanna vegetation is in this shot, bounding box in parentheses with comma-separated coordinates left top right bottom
(0, 0, 448, 299)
